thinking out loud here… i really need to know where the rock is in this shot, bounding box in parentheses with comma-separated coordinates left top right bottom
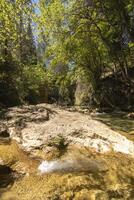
(1, 192, 18, 200)
(0, 104, 134, 155)
(127, 112, 134, 119)
(4, 104, 133, 156)
(0, 130, 9, 138)
(0, 125, 10, 144)
(0, 158, 4, 165)
(75, 79, 93, 106)
(74, 189, 109, 200)
(129, 130, 134, 135)
(6, 105, 49, 126)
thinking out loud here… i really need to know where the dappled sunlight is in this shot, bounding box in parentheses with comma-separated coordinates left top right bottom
(0, 142, 134, 200)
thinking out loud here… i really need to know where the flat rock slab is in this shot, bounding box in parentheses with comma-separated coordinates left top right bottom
(1, 104, 134, 156)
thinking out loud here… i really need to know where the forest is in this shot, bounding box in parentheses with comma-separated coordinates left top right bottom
(1, 1, 134, 199)
(0, 0, 134, 110)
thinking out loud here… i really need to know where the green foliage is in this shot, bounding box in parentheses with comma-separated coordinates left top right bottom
(0, 0, 39, 106)
(0, 0, 134, 107)
(22, 65, 48, 104)
(35, 0, 134, 105)
(47, 134, 68, 151)
(0, 0, 36, 63)
(44, 69, 75, 104)
(0, 61, 48, 106)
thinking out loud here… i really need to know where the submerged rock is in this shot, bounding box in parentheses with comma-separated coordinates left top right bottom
(74, 189, 109, 200)
(0, 104, 134, 200)
(127, 112, 134, 119)
(0, 140, 134, 200)
(0, 125, 10, 144)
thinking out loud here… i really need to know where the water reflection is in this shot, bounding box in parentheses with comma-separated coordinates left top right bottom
(92, 113, 134, 141)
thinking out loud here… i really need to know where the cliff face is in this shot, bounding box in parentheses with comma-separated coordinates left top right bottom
(93, 68, 134, 111)
(74, 68, 134, 111)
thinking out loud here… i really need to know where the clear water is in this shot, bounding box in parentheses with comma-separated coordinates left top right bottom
(92, 112, 134, 141)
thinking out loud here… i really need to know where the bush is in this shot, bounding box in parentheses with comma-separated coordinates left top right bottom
(0, 61, 49, 106)
(0, 60, 24, 106)
(22, 64, 48, 104)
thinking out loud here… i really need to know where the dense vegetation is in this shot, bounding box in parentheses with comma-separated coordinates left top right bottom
(0, 0, 134, 109)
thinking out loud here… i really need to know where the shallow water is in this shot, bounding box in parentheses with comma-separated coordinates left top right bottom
(0, 113, 134, 199)
(1, 144, 134, 200)
(92, 113, 134, 141)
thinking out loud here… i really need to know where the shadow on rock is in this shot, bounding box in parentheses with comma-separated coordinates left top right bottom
(0, 165, 15, 189)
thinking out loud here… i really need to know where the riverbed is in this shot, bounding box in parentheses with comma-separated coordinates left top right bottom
(92, 112, 134, 141)
(0, 108, 134, 200)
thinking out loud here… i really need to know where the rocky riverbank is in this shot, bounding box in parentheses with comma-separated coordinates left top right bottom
(0, 103, 134, 155)
(0, 104, 134, 200)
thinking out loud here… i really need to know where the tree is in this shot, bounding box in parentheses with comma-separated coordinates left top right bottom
(0, 0, 38, 106)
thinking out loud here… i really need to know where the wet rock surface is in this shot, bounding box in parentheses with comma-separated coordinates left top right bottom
(0, 139, 133, 199)
(0, 144, 134, 200)
(0, 104, 134, 199)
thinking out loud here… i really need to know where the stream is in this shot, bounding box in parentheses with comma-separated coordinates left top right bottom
(0, 112, 134, 200)
(92, 112, 134, 141)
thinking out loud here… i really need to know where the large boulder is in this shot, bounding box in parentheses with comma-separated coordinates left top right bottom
(4, 104, 134, 156)
(127, 112, 134, 119)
